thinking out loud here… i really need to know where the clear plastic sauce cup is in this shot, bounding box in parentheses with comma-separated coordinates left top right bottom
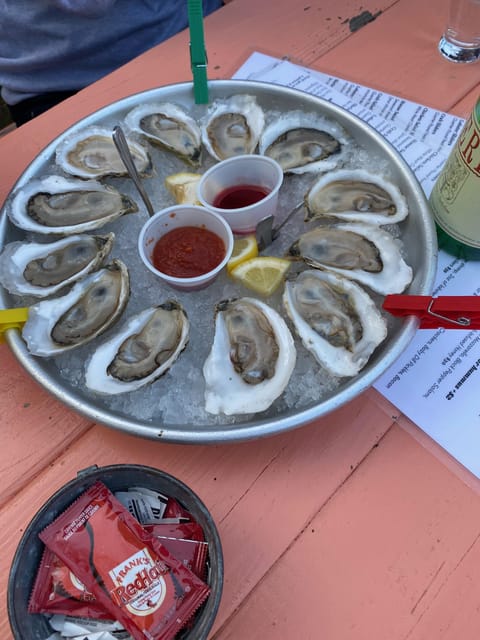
(197, 155, 284, 234)
(138, 205, 234, 291)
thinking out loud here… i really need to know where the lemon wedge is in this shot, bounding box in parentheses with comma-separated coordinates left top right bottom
(165, 172, 202, 204)
(227, 235, 259, 273)
(230, 256, 291, 296)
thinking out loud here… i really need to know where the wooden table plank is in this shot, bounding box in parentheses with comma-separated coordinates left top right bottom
(453, 87, 479, 119)
(213, 425, 480, 639)
(312, 0, 480, 111)
(398, 414, 480, 495)
(0, 344, 92, 507)
(406, 529, 480, 640)
(203, 0, 399, 71)
(0, 392, 394, 638)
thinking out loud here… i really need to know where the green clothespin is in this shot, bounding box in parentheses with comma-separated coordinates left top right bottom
(188, 0, 209, 104)
(0, 308, 29, 344)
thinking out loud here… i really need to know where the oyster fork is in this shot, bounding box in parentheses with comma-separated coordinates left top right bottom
(112, 125, 155, 217)
(255, 201, 304, 251)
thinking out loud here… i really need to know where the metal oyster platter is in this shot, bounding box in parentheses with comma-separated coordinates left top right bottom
(0, 80, 437, 443)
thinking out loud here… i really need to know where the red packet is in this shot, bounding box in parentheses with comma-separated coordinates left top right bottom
(163, 497, 193, 521)
(145, 523, 208, 580)
(28, 546, 111, 619)
(39, 481, 210, 640)
(157, 538, 208, 581)
(144, 521, 205, 542)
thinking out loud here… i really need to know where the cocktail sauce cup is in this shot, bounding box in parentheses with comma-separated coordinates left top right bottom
(138, 204, 234, 291)
(197, 154, 283, 234)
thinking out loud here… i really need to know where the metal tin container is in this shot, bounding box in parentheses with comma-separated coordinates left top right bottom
(0, 80, 438, 443)
(7, 464, 223, 639)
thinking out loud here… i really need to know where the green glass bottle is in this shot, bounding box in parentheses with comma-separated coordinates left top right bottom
(429, 96, 480, 259)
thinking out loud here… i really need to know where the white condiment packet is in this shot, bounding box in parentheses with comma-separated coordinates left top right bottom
(55, 633, 131, 640)
(71, 632, 132, 640)
(114, 487, 169, 524)
(113, 491, 154, 523)
(48, 614, 124, 635)
(126, 486, 169, 522)
(128, 486, 168, 505)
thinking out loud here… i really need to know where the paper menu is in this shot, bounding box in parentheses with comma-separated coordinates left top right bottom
(234, 52, 480, 479)
(234, 52, 465, 151)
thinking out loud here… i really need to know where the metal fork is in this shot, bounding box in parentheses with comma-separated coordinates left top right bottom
(112, 125, 155, 217)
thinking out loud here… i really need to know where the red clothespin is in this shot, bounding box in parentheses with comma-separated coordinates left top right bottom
(383, 295, 480, 329)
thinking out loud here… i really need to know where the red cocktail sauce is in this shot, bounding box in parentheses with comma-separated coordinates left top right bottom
(213, 184, 270, 209)
(152, 226, 225, 278)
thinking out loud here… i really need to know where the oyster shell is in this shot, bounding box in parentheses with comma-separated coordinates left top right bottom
(283, 269, 387, 377)
(305, 169, 409, 224)
(201, 94, 265, 161)
(124, 102, 202, 166)
(55, 126, 151, 179)
(203, 297, 296, 415)
(7, 175, 138, 235)
(258, 110, 351, 174)
(0, 233, 114, 298)
(288, 222, 413, 294)
(85, 302, 189, 395)
(22, 259, 130, 356)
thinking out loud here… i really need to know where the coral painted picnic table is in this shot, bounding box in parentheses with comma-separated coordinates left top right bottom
(1, 0, 480, 638)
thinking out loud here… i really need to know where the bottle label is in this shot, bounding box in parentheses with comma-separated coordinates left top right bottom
(430, 99, 480, 248)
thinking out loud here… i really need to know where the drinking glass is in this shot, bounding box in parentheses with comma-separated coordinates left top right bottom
(438, 0, 480, 63)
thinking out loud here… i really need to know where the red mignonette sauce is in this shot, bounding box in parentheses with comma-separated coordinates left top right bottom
(213, 184, 270, 209)
(152, 225, 226, 278)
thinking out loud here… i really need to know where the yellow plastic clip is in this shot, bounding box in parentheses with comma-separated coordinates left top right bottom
(0, 308, 29, 344)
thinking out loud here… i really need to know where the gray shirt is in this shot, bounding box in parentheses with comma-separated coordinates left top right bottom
(0, 0, 222, 105)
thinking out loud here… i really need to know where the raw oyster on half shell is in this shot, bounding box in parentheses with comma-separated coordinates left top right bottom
(305, 169, 409, 224)
(203, 297, 296, 415)
(201, 94, 265, 161)
(22, 259, 130, 356)
(7, 175, 138, 235)
(259, 110, 351, 174)
(287, 222, 413, 295)
(0, 233, 114, 298)
(85, 302, 189, 395)
(283, 269, 387, 377)
(55, 126, 151, 179)
(125, 102, 202, 166)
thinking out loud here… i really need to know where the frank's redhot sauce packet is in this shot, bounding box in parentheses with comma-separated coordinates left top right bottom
(39, 481, 210, 640)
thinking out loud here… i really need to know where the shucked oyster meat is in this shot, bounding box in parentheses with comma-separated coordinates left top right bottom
(203, 297, 296, 415)
(7, 175, 138, 235)
(201, 94, 265, 161)
(283, 269, 387, 377)
(0, 233, 114, 298)
(125, 102, 202, 166)
(22, 259, 130, 356)
(288, 222, 413, 294)
(85, 302, 190, 395)
(259, 110, 351, 174)
(55, 126, 151, 179)
(305, 169, 409, 225)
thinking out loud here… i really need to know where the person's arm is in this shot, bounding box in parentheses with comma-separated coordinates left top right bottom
(52, 0, 117, 18)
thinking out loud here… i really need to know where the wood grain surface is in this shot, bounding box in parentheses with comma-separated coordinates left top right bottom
(1, 0, 480, 637)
